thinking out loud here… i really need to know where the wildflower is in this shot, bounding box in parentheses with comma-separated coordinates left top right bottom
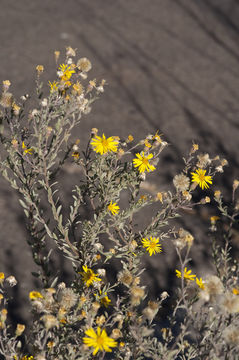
(117, 270, 133, 287)
(15, 323, 25, 337)
(0, 272, 4, 284)
(0, 309, 7, 323)
(210, 216, 220, 224)
(22, 142, 33, 155)
(83, 327, 117, 355)
(155, 192, 163, 203)
(100, 293, 111, 308)
(127, 134, 134, 143)
(141, 236, 162, 256)
(91, 133, 118, 155)
(214, 190, 221, 200)
(77, 57, 92, 72)
(175, 228, 194, 250)
(47, 341, 56, 348)
(0, 294, 3, 303)
(72, 151, 80, 160)
(191, 168, 212, 190)
(79, 265, 101, 287)
(133, 152, 156, 173)
(232, 288, 239, 295)
(196, 277, 205, 290)
(233, 180, 239, 192)
(48, 81, 58, 93)
(58, 63, 75, 81)
(107, 201, 120, 215)
(12, 102, 21, 116)
(54, 50, 60, 63)
(144, 139, 152, 148)
(95, 315, 105, 327)
(173, 173, 190, 192)
(191, 143, 199, 153)
(29, 291, 43, 300)
(2, 80, 11, 91)
(72, 81, 83, 95)
(36, 65, 44, 74)
(175, 267, 196, 281)
(161, 291, 169, 300)
(41, 314, 59, 330)
(182, 190, 192, 201)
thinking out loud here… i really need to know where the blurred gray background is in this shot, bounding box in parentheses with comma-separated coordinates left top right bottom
(0, 0, 239, 324)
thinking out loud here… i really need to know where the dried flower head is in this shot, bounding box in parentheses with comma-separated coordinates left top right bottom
(130, 286, 145, 305)
(224, 325, 239, 345)
(58, 288, 77, 310)
(196, 153, 211, 168)
(220, 292, 239, 314)
(117, 269, 133, 287)
(173, 173, 190, 192)
(6, 275, 17, 287)
(77, 57, 92, 72)
(15, 323, 25, 337)
(200, 275, 224, 301)
(0, 92, 13, 108)
(41, 314, 59, 330)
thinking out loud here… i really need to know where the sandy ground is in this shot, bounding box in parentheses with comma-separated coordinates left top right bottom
(0, 0, 239, 324)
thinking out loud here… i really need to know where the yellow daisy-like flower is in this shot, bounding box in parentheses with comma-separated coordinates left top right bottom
(91, 133, 118, 155)
(72, 151, 80, 160)
(58, 64, 75, 81)
(133, 152, 156, 173)
(83, 327, 117, 355)
(22, 142, 33, 155)
(107, 201, 120, 216)
(232, 288, 239, 295)
(48, 81, 58, 92)
(141, 237, 162, 256)
(0, 272, 4, 284)
(79, 265, 101, 287)
(191, 168, 212, 190)
(29, 291, 43, 300)
(196, 277, 205, 289)
(175, 267, 196, 281)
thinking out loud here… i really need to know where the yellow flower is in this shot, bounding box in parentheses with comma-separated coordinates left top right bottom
(72, 151, 80, 160)
(83, 327, 117, 355)
(191, 168, 212, 190)
(29, 291, 43, 300)
(48, 81, 58, 92)
(36, 65, 44, 74)
(22, 142, 33, 155)
(91, 133, 118, 155)
(0, 272, 4, 284)
(99, 291, 111, 308)
(141, 237, 162, 256)
(108, 201, 120, 216)
(175, 267, 196, 281)
(127, 134, 134, 142)
(58, 63, 75, 81)
(133, 152, 156, 173)
(79, 265, 101, 287)
(232, 288, 239, 295)
(196, 277, 205, 289)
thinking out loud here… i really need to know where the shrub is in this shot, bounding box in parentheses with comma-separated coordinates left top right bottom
(0, 47, 238, 360)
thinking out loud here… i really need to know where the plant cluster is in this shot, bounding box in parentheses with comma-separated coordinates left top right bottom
(0, 48, 238, 360)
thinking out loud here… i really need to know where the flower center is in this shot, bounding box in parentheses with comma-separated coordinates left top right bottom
(96, 335, 104, 346)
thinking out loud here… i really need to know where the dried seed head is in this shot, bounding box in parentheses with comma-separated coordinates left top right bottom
(220, 292, 239, 314)
(41, 314, 59, 330)
(118, 270, 133, 287)
(0, 92, 13, 108)
(111, 328, 122, 339)
(77, 57, 92, 72)
(224, 325, 239, 345)
(196, 153, 211, 168)
(58, 288, 77, 310)
(6, 275, 17, 287)
(130, 286, 145, 305)
(173, 173, 190, 192)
